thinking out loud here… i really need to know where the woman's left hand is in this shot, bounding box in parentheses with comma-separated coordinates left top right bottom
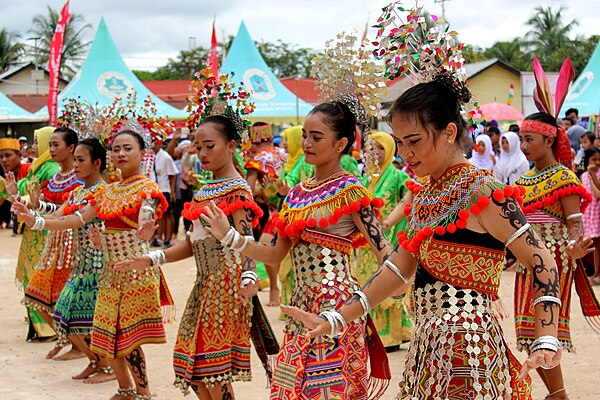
(240, 278, 259, 302)
(280, 305, 332, 340)
(200, 200, 231, 241)
(137, 220, 159, 241)
(566, 235, 595, 259)
(518, 348, 562, 381)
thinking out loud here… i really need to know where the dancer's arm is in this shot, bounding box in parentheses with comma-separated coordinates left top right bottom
(381, 190, 411, 232)
(113, 236, 194, 271)
(351, 205, 392, 264)
(560, 194, 594, 260)
(11, 199, 95, 230)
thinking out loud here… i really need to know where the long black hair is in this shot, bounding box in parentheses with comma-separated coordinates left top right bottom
(308, 101, 356, 154)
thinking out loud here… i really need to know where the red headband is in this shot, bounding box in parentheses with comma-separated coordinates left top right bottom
(521, 119, 573, 168)
(521, 120, 557, 137)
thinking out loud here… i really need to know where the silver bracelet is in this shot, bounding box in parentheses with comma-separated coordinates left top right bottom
(320, 310, 347, 338)
(566, 213, 583, 220)
(533, 295, 562, 308)
(235, 236, 254, 252)
(147, 249, 166, 267)
(383, 259, 409, 284)
(241, 270, 258, 286)
(354, 290, 371, 317)
(37, 200, 47, 212)
(220, 227, 236, 247)
(31, 215, 46, 231)
(530, 335, 561, 353)
(74, 211, 85, 225)
(140, 205, 155, 213)
(505, 223, 531, 247)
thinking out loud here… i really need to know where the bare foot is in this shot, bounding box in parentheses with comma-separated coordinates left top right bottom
(54, 347, 86, 361)
(72, 362, 98, 380)
(46, 345, 62, 359)
(84, 371, 116, 384)
(268, 288, 280, 307)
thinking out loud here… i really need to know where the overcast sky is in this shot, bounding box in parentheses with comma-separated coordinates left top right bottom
(1, 0, 597, 70)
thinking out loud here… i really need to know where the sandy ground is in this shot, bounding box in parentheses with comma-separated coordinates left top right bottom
(0, 228, 599, 400)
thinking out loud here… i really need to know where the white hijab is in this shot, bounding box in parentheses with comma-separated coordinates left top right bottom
(494, 131, 530, 185)
(470, 134, 495, 170)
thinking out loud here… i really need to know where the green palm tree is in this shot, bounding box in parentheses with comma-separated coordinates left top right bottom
(485, 39, 530, 71)
(28, 5, 91, 79)
(525, 5, 577, 58)
(0, 29, 25, 72)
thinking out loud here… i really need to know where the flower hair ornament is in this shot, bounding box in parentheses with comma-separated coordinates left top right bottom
(372, 1, 482, 132)
(186, 67, 255, 151)
(312, 31, 387, 176)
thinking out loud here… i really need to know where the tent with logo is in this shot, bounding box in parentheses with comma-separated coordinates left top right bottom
(222, 21, 314, 124)
(35, 18, 187, 119)
(561, 42, 600, 117)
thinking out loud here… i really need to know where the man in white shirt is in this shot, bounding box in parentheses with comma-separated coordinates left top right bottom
(151, 138, 178, 248)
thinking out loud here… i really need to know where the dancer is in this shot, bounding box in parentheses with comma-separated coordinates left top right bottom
(13, 138, 115, 383)
(5, 127, 60, 341)
(26, 129, 169, 400)
(115, 115, 265, 399)
(202, 101, 392, 399)
(582, 146, 600, 284)
(354, 131, 412, 349)
(493, 130, 530, 185)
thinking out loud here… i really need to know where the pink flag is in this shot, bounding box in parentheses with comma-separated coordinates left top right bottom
(47, 0, 71, 125)
(207, 19, 219, 77)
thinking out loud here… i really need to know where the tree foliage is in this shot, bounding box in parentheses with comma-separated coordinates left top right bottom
(0, 29, 24, 72)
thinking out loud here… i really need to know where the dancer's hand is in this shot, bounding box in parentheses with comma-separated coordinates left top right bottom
(275, 179, 291, 197)
(28, 181, 41, 209)
(240, 278, 259, 302)
(137, 220, 159, 241)
(566, 235, 594, 259)
(2, 171, 18, 196)
(280, 305, 331, 340)
(200, 200, 231, 241)
(114, 256, 152, 271)
(518, 348, 562, 381)
(87, 225, 103, 249)
(10, 200, 35, 227)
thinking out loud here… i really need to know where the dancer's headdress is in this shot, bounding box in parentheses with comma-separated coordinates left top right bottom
(186, 67, 255, 150)
(372, 1, 480, 131)
(250, 123, 273, 143)
(312, 31, 386, 176)
(520, 55, 575, 168)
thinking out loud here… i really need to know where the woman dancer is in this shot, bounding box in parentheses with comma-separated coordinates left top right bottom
(515, 112, 595, 399)
(275, 81, 564, 399)
(14, 138, 115, 383)
(22, 127, 83, 357)
(115, 115, 264, 399)
(203, 101, 392, 399)
(24, 129, 169, 399)
(354, 131, 412, 349)
(582, 146, 600, 284)
(493, 130, 530, 185)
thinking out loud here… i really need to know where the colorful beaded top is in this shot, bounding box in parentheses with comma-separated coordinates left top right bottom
(41, 169, 83, 205)
(95, 175, 167, 229)
(516, 163, 592, 221)
(274, 172, 384, 249)
(181, 177, 263, 227)
(63, 181, 105, 215)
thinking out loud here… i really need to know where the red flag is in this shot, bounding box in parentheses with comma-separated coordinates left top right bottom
(47, 0, 72, 125)
(207, 19, 219, 77)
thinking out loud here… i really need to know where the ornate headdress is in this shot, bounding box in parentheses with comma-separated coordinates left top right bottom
(250, 123, 273, 143)
(372, 1, 481, 131)
(520, 55, 575, 168)
(312, 31, 387, 176)
(0, 138, 21, 151)
(186, 67, 255, 150)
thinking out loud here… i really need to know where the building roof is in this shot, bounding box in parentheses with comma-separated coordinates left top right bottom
(6, 94, 47, 113)
(141, 80, 191, 109)
(464, 58, 520, 79)
(0, 62, 69, 84)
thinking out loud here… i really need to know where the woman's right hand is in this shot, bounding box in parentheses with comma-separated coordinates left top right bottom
(275, 179, 291, 197)
(10, 200, 35, 227)
(3, 172, 18, 197)
(280, 305, 332, 340)
(200, 201, 232, 241)
(113, 256, 152, 271)
(28, 181, 41, 209)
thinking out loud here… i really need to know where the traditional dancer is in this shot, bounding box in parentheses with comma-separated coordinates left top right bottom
(276, 4, 564, 398)
(28, 128, 169, 400)
(21, 127, 83, 357)
(13, 138, 115, 383)
(354, 131, 412, 349)
(514, 56, 599, 400)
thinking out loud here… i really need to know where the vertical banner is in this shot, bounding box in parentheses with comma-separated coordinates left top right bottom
(207, 19, 219, 77)
(47, 0, 71, 125)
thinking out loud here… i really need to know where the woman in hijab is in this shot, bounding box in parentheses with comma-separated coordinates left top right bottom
(469, 133, 496, 171)
(493, 131, 530, 185)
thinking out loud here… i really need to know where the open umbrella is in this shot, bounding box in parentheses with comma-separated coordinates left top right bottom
(479, 102, 524, 122)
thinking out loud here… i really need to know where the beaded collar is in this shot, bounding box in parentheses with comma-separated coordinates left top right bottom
(41, 169, 83, 205)
(63, 181, 105, 215)
(398, 163, 523, 253)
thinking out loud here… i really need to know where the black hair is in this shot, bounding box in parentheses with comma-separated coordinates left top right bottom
(77, 138, 107, 172)
(199, 115, 238, 142)
(308, 101, 356, 154)
(486, 126, 500, 135)
(112, 129, 145, 150)
(562, 117, 575, 125)
(524, 112, 559, 149)
(583, 146, 600, 170)
(508, 124, 520, 133)
(388, 81, 471, 152)
(53, 127, 79, 149)
(566, 108, 579, 117)
(582, 131, 595, 144)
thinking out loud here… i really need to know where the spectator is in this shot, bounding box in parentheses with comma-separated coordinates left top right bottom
(150, 137, 178, 248)
(18, 136, 28, 152)
(0, 138, 32, 235)
(508, 123, 520, 133)
(562, 117, 574, 129)
(485, 125, 501, 156)
(469, 134, 496, 171)
(565, 108, 587, 151)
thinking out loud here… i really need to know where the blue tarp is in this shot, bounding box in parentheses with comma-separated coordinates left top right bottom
(35, 18, 187, 119)
(222, 21, 313, 123)
(561, 43, 600, 116)
(0, 90, 37, 122)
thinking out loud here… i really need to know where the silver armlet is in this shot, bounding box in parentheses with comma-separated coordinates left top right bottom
(533, 295, 562, 307)
(504, 223, 531, 247)
(383, 259, 409, 284)
(566, 213, 583, 220)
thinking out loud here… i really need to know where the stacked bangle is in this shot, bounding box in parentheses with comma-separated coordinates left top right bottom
(383, 259, 409, 284)
(533, 295, 562, 308)
(319, 310, 347, 338)
(354, 290, 371, 317)
(37, 200, 57, 214)
(505, 223, 531, 247)
(31, 215, 46, 231)
(241, 270, 258, 287)
(147, 250, 166, 267)
(220, 227, 254, 253)
(530, 335, 561, 354)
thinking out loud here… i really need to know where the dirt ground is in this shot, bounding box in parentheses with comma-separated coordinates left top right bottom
(0, 228, 598, 399)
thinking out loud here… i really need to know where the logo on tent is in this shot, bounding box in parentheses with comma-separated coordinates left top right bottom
(243, 68, 276, 100)
(566, 71, 594, 101)
(97, 71, 133, 98)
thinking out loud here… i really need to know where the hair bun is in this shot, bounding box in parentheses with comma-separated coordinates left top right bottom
(434, 71, 471, 104)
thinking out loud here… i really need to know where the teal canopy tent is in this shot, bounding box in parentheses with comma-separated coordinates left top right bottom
(561, 42, 600, 117)
(35, 18, 187, 119)
(222, 21, 314, 124)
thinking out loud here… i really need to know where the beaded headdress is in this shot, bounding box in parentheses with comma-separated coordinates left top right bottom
(186, 67, 255, 150)
(312, 31, 387, 176)
(372, 1, 481, 131)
